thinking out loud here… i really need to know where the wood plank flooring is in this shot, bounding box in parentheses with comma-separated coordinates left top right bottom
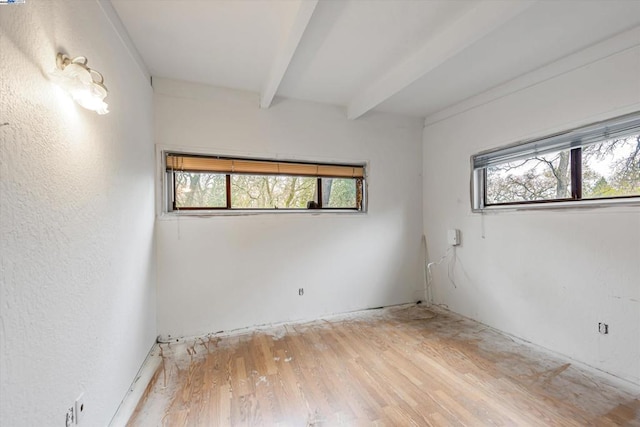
(127, 305, 640, 426)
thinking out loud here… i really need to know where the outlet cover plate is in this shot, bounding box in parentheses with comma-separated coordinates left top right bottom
(75, 393, 85, 424)
(447, 229, 461, 246)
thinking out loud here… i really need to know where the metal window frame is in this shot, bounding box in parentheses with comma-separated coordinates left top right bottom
(471, 111, 640, 212)
(165, 153, 367, 214)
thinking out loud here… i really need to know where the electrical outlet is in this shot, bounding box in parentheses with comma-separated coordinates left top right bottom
(447, 229, 461, 246)
(598, 323, 609, 335)
(65, 406, 74, 427)
(298, 288, 304, 296)
(75, 394, 85, 424)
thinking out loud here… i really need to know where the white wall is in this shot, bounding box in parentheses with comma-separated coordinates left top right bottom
(0, 1, 156, 425)
(423, 46, 640, 384)
(155, 78, 424, 338)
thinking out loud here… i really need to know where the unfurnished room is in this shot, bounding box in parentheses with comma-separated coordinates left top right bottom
(1, 0, 639, 426)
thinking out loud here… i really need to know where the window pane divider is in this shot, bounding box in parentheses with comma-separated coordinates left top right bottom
(570, 148, 582, 200)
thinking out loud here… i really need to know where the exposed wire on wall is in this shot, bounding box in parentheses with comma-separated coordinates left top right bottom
(421, 235, 431, 306)
(427, 245, 457, 290)
(448, 246, 458, 288)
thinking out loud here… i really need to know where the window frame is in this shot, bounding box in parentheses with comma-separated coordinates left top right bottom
(164, 152, 367, 214)
(471, 112, 640, 212)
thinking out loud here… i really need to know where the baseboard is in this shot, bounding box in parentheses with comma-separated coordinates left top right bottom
(111, 303, 638, 425)
(156, 301, 419, 344)
(431, 304, 640, 392)
(109, 343, 163, 426)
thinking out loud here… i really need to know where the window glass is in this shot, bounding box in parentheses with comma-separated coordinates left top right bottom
(174, 172, 226, 208)
(472, 113, 640, 210)
(582, 135, 640, 199)
(167, 153, 366, 212)
(485, 149, 571, 205)
(231, 175, 317, 209)
(322, 178, 358, 208)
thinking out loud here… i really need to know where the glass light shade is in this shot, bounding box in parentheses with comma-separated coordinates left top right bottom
(51, 55, 109, 115)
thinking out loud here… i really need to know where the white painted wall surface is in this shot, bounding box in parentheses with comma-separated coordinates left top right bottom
(423, 46, 640, 384)
(155, 78, 424, 338)
(0, 1, 156, 426)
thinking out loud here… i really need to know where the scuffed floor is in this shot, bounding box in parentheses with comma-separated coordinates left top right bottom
(127, 305, 640, 426)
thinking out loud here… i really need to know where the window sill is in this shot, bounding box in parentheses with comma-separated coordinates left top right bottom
(158, 209, 367, 219)
(473, 197, 640, 213)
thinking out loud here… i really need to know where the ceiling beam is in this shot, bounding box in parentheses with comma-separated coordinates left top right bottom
(96, 0, 150, 84)
(346, 0, 536, 120)
(260, 0, 318, 109)
(424, 25, 640, 127)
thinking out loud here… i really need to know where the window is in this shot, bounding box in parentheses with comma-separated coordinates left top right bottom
(166, 153, 365, 212)
(472, 112, 640, 210)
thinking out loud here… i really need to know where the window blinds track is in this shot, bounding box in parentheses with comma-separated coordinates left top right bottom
(166, 154, 365, 178)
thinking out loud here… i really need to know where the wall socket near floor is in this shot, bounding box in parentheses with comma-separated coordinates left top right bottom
(298, 288, 304, 296)
(65, 394, 85, 426)
(598, 323, 609, 335)
(75, 393, 85, 424)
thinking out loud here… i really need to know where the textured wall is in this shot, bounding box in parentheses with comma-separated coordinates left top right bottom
(423, 46, 640, 385)
(154, 78, 424, 339)
(0, 1, 156, 425)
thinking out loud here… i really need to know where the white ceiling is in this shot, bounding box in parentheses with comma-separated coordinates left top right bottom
(111, 0, 640, 119)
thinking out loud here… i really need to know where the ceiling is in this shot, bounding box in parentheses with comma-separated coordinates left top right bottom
(111, 0, 640, 119)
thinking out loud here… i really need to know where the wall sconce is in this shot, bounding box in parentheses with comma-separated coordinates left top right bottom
(51, 53, 109, 115)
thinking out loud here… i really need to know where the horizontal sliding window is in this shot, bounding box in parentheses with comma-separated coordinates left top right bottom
(174, 172, 227, 209)
(582, 138, 640, 199)
(323, 178, 359, 208)
(231, 175, 317, 209)
(166, 153, 365, 212)
(472, 111, 640, 210)
(485, 148, 572, 204)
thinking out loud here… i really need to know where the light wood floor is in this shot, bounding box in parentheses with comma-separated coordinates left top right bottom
(128, 305, 640, 426)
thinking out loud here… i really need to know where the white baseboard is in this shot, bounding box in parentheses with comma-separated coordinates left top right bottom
(431, 304, 640, 392)
(109, 343, 163, 426)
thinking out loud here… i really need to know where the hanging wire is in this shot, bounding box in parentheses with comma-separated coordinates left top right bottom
(421, 235, 431, 305)
(427, 246, 456, 289)
(448, 246, 458, 288)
